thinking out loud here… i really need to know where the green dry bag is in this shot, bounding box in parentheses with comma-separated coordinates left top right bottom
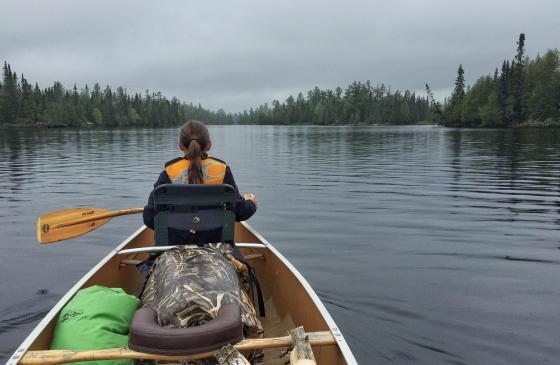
(50, 285, 139, 365)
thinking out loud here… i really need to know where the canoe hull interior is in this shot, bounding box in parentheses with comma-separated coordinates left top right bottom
(12, 223, 355, 365)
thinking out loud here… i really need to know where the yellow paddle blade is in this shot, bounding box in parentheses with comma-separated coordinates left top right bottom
(37, 208, 112, 244)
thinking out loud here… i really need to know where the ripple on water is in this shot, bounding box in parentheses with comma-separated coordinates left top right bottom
(1, 126, 560, 364)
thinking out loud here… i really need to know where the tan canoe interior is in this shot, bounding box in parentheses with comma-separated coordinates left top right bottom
(24, 223, 347, 364)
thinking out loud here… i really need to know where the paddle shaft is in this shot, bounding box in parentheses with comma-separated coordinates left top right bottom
(19, 331, 336, 364)
(52, 208, 144, 228)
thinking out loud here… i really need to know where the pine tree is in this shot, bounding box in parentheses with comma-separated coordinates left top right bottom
(444, 64, 466, 125)
(451, 64, 466, 104)
(19, 73, 34, 122)
(1, 62, 20, 123)
(498, 61, 508, 116)
(512, 33, 526, 123)
(33, 82, 43, 122)
(425, 84, 442, 119)
(500, 60, 515, 125)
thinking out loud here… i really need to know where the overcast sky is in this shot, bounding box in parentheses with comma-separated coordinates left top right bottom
(2, 0, 559, 112)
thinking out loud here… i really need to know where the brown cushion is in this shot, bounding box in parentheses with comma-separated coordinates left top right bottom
(128, 304, 243, 355)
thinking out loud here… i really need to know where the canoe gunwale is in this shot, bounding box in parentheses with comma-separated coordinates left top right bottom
(6, 225, 147, 365)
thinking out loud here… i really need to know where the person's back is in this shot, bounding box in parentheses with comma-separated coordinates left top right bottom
(143, 120, 258, 235)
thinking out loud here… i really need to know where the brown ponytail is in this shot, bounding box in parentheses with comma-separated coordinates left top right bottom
(180, 120, 210, 184)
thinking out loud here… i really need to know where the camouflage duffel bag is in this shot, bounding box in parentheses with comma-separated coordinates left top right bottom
(140, 243, 264, 365)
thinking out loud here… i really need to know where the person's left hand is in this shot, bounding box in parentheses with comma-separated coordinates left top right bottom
(243, 193, 259, 208)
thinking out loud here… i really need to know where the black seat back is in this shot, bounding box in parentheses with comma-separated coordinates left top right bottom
(153, 184, 236, 246)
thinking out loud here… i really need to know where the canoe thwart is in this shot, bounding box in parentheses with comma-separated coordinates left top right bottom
(19, 331, 335, 365)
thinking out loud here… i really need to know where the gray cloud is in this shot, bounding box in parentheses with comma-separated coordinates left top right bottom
(1, 0, 559, 112)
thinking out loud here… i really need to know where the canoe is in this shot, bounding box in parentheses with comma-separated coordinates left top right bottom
(8, 222, 357, 365)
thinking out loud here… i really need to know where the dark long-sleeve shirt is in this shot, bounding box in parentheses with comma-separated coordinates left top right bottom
(143, 160, 256, 230)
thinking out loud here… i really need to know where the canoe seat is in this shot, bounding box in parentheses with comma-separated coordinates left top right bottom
(153, 184, 236, 246)
(128, 303, 243, 355)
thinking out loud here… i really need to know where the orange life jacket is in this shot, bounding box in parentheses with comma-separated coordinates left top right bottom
(165, 157, 227, 185)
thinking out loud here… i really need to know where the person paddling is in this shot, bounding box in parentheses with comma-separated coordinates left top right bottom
(143, 120, 258, 233)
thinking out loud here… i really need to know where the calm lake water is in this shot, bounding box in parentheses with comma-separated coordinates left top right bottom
(1, 125, 559, 364)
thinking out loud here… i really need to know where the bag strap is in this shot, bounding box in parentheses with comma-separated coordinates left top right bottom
(237, 257, 266, 317)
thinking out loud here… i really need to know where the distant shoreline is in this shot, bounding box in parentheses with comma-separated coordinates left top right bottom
(2, 121, 559, 130)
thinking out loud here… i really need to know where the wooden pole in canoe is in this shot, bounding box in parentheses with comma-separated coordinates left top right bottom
(214, 344, 251, 365)
(18, 331, 336, 365)
(289, 326, 317, 365)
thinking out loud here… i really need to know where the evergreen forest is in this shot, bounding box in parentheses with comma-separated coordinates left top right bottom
(1, 33, 558, 128)
(236, 83, 430, 125)
(0, 63, 234, 127)
(428, 34, 560, 127)
(0, 62, 429, 127)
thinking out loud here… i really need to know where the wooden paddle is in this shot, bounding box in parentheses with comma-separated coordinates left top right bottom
(19, 330, 334, 364)
(37, 207, 144, 244)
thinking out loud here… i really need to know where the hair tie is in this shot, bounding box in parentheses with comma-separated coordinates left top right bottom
(188, 138, 199, 144)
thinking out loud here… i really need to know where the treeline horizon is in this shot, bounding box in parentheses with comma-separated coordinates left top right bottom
(236, 82, 430, 125)
(0, 62, 235, 128)
(2, 34, 559, 129)
(0, 62, 430, 128)
(428, 34, 560, 127)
